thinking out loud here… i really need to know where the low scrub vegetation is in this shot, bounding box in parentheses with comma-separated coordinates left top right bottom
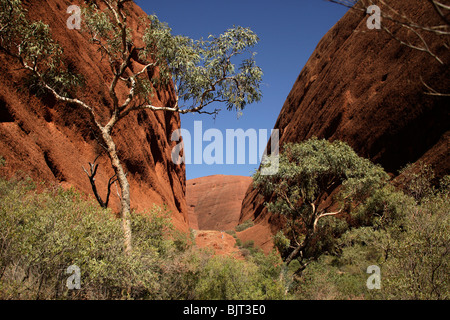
(253, 139, 449, 300)
(1, 144, 448, 300)
(0, 176, 286, 300)
(235, 219, 255, 232)
(291, 162, 450, 300)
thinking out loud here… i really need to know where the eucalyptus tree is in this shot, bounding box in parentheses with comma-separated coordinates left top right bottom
(253, 138, 388, 274)
(0, 0, 263, 253)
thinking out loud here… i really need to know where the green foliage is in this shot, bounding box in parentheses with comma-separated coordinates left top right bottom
(143, 15, 263, 115)
(0, 156, 5, 167)
(0, 177, 182, 299)
(293, 168, 449, 300)
(380, 186, 449, 300)
(0, 176, 288, 300)
(273, 230, 291, 255)
(194, 254, 286, 300)
(254, 138, 388, 209)
(2, 1, 263, 259)
(242, 240, 255, 249)
(3, 1, 262, 117)
(253, 138, 388, 267)
(0, 0, 26, 46)
(235, 219, 254, 232)
(225, 229, 236, 237)
(352, 184, 415, 229)
(0, 1, 84, 98)
(398, 162, 437, 202)
(295, 256, 369, 300)
(83, 3, 132, 60)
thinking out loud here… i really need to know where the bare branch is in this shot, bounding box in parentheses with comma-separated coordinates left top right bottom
(19, 60, 105, 133)
(313, 208, 343, 233)
(428, 0, 450, 25)
(420, 76, 450, 96)
(82, 155, 118, 209)
(327, 0, 450, 56)
(381, 23, 444, 65)
(119, 62, 157, 111)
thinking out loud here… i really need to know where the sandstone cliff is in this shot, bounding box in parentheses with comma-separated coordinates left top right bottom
(0, 0, 188, 230)
(240, 0, 450, 251)
(187, 175, 252, 231)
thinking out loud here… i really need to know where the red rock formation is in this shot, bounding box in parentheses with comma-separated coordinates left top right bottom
(0, 0, 188, 231)
(240, 0, 450, 252)
(186, 175, 252, 231)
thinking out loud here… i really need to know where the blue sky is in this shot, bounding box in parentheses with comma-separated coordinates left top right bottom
(134, 0, 348, 180)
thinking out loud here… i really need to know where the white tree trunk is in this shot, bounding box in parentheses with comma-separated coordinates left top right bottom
(101, 128, 132, 254)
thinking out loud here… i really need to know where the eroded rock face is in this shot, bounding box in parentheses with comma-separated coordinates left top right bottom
(0, 0, 188, 230)
(186, 175, 252, 231)
(240, 0, 450, 251)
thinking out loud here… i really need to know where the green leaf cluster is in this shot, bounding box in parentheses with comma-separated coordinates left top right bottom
(143, 15, 263, 114)
(0, 0, 84, 98)
(253, 138, 388, 262)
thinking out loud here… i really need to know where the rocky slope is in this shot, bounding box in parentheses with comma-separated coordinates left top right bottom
(187, 175, 252, 231)
(194, 230, 244, 259)
(0, 0, 188, 230)
(240, 0, 450, 251)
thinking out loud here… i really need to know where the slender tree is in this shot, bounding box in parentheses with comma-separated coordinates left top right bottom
(0, 0, 263, 253)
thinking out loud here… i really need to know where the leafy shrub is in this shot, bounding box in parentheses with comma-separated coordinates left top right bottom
(225, 230, 236, 237)
(0, 176, 289, 300)
(273, 230, 291, 256)
(0, 177, 194, 299)
(293, 170, 449, 300)
(398, 162, 436, 203)
(253, 138, 388, 274)
(242, 240, 255, 249)
(352, 184, 415, 230)
(381, 187, 449, 300)
(194, 254, 286, 300)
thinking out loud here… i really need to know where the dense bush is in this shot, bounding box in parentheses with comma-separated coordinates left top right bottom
(253, 138, 388, 274)
(0, 176, 287, 300)
(195, 253, 285, 300)
(2, 160, 446, 300)
(0, 177, 168, 299)
(293, 168, 449, 300)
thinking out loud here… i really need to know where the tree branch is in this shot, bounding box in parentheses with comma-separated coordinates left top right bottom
(428, 0, 450, 25)
(19, 61, 104, 132)
(82, 155, 118, 209)
(119, 62, 157, 111)
(420, 76, 450, 96)
(313, 208, 343, 233)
